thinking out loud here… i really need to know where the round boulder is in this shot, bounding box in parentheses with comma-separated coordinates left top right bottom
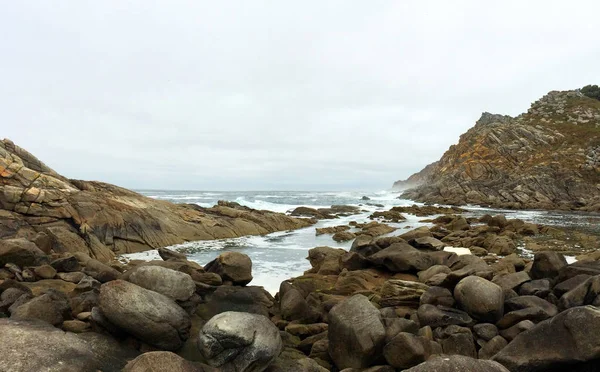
(128, 266, 196, 301)
(454, 276, 504, 322)
(198, 311, 282, 372)
(205, 252, 253, 285)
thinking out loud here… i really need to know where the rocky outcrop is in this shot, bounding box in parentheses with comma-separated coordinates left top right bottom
(396, 90, 600, 211)
(0, 138, 314, 262)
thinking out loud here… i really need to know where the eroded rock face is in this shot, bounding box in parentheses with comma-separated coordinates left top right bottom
(198, 311, 283, 372)
(396, 91, 600, 212)
(99, 280, 191, 350)
(328, 294, 386, 369)
(0, 138, 314, 262)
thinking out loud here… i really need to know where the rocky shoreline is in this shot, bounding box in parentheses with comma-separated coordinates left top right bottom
(2, 205, 600, 371)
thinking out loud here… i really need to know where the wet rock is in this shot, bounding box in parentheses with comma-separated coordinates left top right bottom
(454, 276, 504, 322)
(332, 231, 357, 242)
(128, 265, 196, 301)
(158, 247, 188, 261)
(198, 311, 282, 372)
(99, 280, 191, 350)
(328, 294, 386, 369)
(205, 252, 253, 286)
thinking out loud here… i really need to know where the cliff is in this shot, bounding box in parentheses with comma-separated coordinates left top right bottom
(0, 139, 314, 262)
(397, 90, 600, 211)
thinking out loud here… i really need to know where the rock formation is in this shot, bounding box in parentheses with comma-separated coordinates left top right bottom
(0, 139, 314, 262)
(395, 90, 600, 211)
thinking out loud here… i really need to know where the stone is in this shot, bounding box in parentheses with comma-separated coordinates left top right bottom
(492, 271, 531, 291)
(418, 265, 451, 283)
(56, 271, 86, 283)
(383, 332, 431, 369)
(333, 231, 356, 242)
(158, 247, 188, 261)
(205, 252, 253, 285)
(473, 323, 499, 341)
(127, 265, 196, 301)
(123, 351, 216, 372)
(83, 258, 121, 283)
(33, 264, 57, 279)
(493, 306, 600, 371)
(499, 320, 535, 342)
(384, 318, 419, 342)
(530, 251, 567, 280)
(265, 348, 328, 372)
(10, 290, 70, 326)
(0, 318, 139, 371)
(379, 279, 429, 307)
(518, 279, 551, 297)
(328, 294, 386, 369)
(553, 274, 591, 298)
(279, 284, 320, 323)
(410, 236, 445, 251)
(368, 243, 435, 272)
(0, 238, 47, 267)
(197, 285, 274, 320)
(420, 286, 455, 308)
(405, 355, 509, 372)
(454, 276, 504, 322)
(417, 304, 472, 328)
(285, 323, 328, 338)
(478, 335, 508, 359)
(62, 319, 91, 333)
(198, 311, 283, 372)
(99, 280, 191, 350)
(51, 256, 81, 272)
(497, 296, 558, 329)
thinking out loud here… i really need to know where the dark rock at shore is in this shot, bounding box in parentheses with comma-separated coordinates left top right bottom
(123, 351, 217, 372)
(406, 355, 510, 371)
(205, 252, 253, 286)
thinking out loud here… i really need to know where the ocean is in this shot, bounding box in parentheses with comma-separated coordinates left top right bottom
(122, 190, 600, 294)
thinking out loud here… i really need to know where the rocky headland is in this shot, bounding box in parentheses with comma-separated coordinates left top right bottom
(0, 138, 314, 263)
(395, 89, 600, 211)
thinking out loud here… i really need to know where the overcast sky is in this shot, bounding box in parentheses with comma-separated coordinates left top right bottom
(1, 1, 598, 190)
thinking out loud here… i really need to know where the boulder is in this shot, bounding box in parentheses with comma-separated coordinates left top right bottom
(205, 252, 253, 285)
(306, 246, 345, 274)
(83, 258, 121, 283)
(127, 265, 196, 301)
(478, 335, 508, 359)
(198, 311, 282, 372)
(328, 294, 386, 369)
(420, 286, 455, 308)
(559, 275, 600, 310)
(99, 280, 191, 350)
(410, 236, 445, 251)
(10, 290, 70, 326)
(473, 323, 499, 341)
(497, 295, 557, 329)
(197, 285, 274, 320)
(279, 283, 320, 323)
(34, 264, 57, 279)
(454, 276, 504, 322)
(379, 279, 429, 307)
(123, 351, 216, 372)
(333, 231, 356, 242)
(0, 318, 139, 371)
(0, 238, 47, 267)
(368, 243, 435, 273)
(400, 226, 433, 241)
(265, 348, 329, 372)
(492, 271, 531, 291)
(493, 306, 600, 371)
(51, 255, 81, 272)
(417, 304, 473, 328)
(405, 355, 509, 372)
(530, 251, 567, 280)
(383, 332, 432, 369)
(158, 247, 188, 261)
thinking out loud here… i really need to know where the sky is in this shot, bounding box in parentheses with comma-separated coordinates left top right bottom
(1, 1, 599, 191)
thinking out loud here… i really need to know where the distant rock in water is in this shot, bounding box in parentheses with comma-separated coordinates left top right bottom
(0, 139, 314, 262)
(394, 89, 600, 211)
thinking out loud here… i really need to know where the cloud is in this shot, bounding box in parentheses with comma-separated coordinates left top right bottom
(2, 0, 599, 190)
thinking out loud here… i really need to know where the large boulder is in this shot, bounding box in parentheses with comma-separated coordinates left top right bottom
(198, 311, 282, 372)
(530, 251, 567, 280)
(127, 265, 196, 301)
(559, 275, 600, 310)
(493, 306, 600, 371)
(265, 348, 328, 372)
(454, 276, 504, 322)
(379, 279, 429, 307)
(328, 294, 386, 369)
(123, 351, 216, 372)
(10, 290, 70, 326)
(417, 304, 473, 328)
(0, 318, 139, 371)
(405, 355, 509, 372)
(0, 238, 47, 267)
(99, 280, 191, 350)
(368, 243, 435, 273)
(383, 332, 432, 369)
(197, 285, 274, 320)
(205, 252, 253, 285)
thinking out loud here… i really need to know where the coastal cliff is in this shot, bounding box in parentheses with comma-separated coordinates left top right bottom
(0, 139, 313, 262)
(395, 90, 600, 211)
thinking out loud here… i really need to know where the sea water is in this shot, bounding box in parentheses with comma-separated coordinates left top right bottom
(122, 190, 600, 294)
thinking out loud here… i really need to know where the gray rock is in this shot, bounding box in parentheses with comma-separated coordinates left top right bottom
(123, 351, 216, 372)
(417, 304, 473, 328)
(265, 348, 328, 372)
(328, 294, 386, 369)
(0, 238, 47, 267)
(10, 290, 70, 326)
(368, 243, 435, 272)
(478, 335, 508, 359)
(493, 306, 600, 371)
(454, 276, 504, 322)
(0, 318, 138, 371)
(530, 251, 567, 279)
(420, 286, 455, 308)
(384, 332, 431, 369)
(405, 355, 509, 372)
(84, 258, 121, 283)
(99, 280, 191, 350)
(205, 252, 253, 285)
(492, 271, 531, 291)
(198, 311, 282, 372)
(379, 279, 429, 307)
(128, 265, 196, 301)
